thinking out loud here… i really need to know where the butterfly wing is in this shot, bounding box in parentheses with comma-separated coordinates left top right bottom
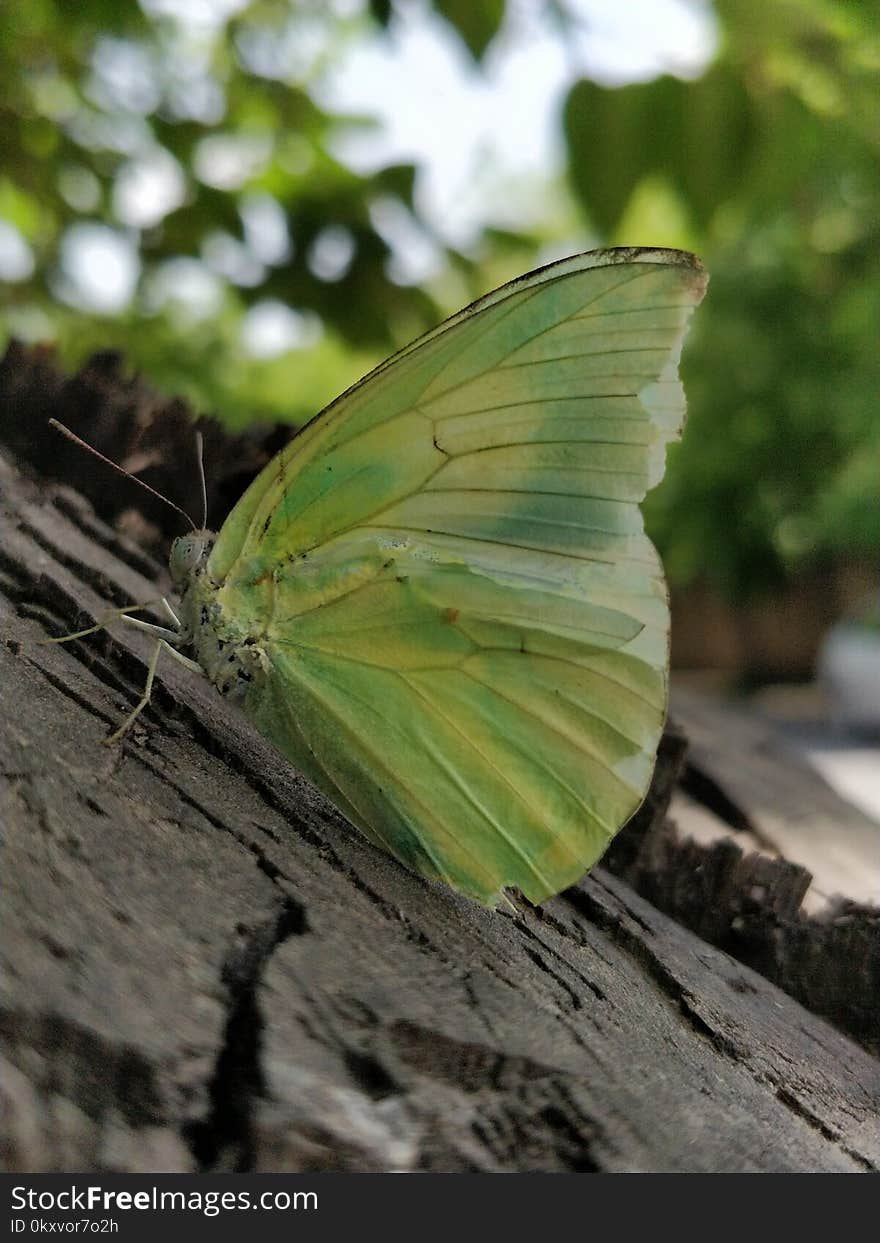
(208, 248, 707, 905)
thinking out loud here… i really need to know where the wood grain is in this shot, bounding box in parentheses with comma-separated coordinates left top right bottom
(2, 448, 879, 1173)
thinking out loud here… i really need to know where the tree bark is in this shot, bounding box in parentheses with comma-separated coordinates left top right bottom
(1, 348, 878, 1173)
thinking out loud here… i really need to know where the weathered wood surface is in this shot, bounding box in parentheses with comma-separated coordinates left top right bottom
(671, 687, 880, 908)
(603, 774, 880, 1061)
(3, 444, 880, 1172)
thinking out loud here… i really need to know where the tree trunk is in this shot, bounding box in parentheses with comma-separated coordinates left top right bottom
(1, 346, 878, 1173)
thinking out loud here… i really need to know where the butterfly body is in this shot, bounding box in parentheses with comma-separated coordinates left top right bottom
(165, 248, 707, 907)
(170, 531, 266, 700)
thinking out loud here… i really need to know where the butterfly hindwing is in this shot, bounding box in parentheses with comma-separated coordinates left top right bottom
(206, 248, 707, 905)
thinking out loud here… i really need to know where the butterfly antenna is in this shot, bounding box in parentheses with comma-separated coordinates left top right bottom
(195, 429, 208, 530)
(48, 419, 197, 532)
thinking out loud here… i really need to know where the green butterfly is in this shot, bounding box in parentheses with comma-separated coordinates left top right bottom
(85, 247, 707, 907)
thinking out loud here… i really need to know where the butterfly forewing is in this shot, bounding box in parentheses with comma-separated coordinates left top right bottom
(204, 248, 707, 905)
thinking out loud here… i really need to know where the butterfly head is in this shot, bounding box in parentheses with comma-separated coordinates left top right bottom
(169, 530, 215, 589)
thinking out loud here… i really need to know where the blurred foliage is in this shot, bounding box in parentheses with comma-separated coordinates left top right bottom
(565, 0, 880, 595)
(0, 0, 481, 426)
(0, 0, 877, 596)
(431, 0, 505, 59)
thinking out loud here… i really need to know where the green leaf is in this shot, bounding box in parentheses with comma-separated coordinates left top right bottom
(435, 0, 505, 60)
(563, 68, 756, 235)
(368, 0, 393, 26)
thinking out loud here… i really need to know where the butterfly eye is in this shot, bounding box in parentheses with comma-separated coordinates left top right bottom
(169, 534, 210, 586)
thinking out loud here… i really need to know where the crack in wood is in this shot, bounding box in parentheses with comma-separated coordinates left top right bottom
(186, 897, 308, 1172)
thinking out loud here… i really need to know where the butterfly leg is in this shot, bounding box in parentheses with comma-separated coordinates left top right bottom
(39, 599, 171, 645)
(103, 633, 204, 745)
(105, 637, 166, 745)
(121, 614, 180, 643)
(159, 596, 181, 628)
(118, 596, 184, 644)
(119, 612, 202, 674)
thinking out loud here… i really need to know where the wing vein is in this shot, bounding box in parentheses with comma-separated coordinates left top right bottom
(420, 271, 649, 407)
(400, 673, 586, 878)
(275, 660, 506, 892)
(360, 524, 657, 567)
(462, 669, 640, 819)
(433, 395, 645, 420)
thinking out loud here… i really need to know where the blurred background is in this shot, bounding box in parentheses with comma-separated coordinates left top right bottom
(1, 0, 877, 807)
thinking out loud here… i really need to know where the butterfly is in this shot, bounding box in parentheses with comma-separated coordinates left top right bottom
(63, 247, 707, 908)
